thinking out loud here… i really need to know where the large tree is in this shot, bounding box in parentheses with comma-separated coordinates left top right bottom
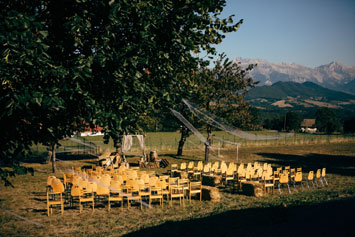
(0, 3, 92, 173)
(1, 0, 240, 173)
(180, 54, 256, 161)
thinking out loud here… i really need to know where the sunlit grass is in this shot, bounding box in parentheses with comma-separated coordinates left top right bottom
(1, 141, 354, 236)
(30, 131, 355, 155)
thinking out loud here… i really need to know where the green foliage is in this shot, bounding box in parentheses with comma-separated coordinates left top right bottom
(263, 112, 301, 132)
(189, 54, 256, 160)
(343, 117, 355, 133)
(174, 53, 257, 156)
(263, 116, 284, 131)
(0, 1, 94, 166)
(315, 108, 341, 133)
(191, 53, 257, 128)
(85, 0, 242, 146)
(285, 111, 301, 132)
(138, 110, 181, 132)
(249, 107, 262, 130)
(0, 0, 240, 170)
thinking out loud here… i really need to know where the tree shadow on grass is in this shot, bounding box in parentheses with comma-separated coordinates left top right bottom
(31, 192, 46, 196)
(159, 153, 203, 162)
(19, 154, 47, 164)
(256, 153, 355, 176)
(56, 153, 98, 161)
(24, 207, 47, 214)
(31, 198, 46, 202)
(31, 192, 48, 204)
(126, 197, 355, 237)
(20, 153, 98, 164)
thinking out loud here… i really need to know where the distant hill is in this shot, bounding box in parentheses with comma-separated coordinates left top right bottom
(247, 81, 355, 101)
(338, 79, 355, 95)
(246, 81, 355, 110)
(236, 58, 355, 94)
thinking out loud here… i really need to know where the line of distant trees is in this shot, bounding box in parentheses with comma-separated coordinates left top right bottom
(262, 107, 355, 134)
(140, 107, 355, 134)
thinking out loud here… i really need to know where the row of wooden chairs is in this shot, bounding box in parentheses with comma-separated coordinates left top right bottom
(170, 161, 238, 180)
(169, 161, 328, 196)
(70, 165, 149, 180)
(64, 168, 156, 188)
(171, 161, 272, 175)
(170, 161, 204, 179)
(265, 167, 328, 194)
(170, 161, 274, 186)
(47, 173, 202, 216)
(236, 163, 273, 181)
(232, 166, 328, 194)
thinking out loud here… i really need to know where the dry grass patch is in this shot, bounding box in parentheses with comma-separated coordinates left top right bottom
(1, 141, 355, 236)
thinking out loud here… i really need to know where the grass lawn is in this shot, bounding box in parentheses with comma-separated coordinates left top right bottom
(30, 131, 355, 154)
(1, 141, 354, 236)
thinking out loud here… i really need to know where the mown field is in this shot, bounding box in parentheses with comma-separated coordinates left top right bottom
(31, 130, 355, 155)
(1, 134, 355, 236)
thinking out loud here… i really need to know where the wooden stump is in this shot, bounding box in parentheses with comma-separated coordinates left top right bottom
(147, 161, 159, 168)
(202, 175, 222, 187)
(242, 181, 263, 197)
(202, 185, 221, 202)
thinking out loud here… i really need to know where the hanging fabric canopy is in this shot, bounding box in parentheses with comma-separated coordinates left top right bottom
(122, 135, 133, 153)
(121, 135, 145, 158)
(136, 135, 145, 152)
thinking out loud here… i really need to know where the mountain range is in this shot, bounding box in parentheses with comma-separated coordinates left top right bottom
(246, 81, 355, 111)
(235, 58, 355, 95)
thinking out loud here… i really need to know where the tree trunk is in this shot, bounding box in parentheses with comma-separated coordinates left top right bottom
(115, 136, 126, 162)
(204, 125, 212, 162)
(177, 126, 190, 156)
(114, 136, 121, 153)
(47, 147, 52, 164)
(113, 140, 121, 152)
(51, 144, 57, 173)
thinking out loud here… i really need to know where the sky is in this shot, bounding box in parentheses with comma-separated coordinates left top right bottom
(213, 0, 355, 68)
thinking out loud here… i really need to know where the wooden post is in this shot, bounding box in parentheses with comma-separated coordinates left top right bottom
(236, 144, 239, 164)
(218, 142, 220, 157)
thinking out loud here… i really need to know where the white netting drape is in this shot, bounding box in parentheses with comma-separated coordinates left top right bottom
(170, 109, 210, 147)
(182, 99, 294, 140)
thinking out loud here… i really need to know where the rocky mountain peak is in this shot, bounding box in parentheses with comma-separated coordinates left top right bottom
(235, 57, 355, 94)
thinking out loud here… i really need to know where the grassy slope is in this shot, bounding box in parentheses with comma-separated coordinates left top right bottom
(247, 81, 355, 101)
(0, 141, 354, 236)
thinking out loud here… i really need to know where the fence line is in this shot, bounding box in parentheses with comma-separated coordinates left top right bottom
(33, 133, 355, 155)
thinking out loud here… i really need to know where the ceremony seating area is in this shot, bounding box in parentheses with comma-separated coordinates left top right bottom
(46, 159, 327, 216)
(170, 161, 328, 195)
(46, 165, 202, 216)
